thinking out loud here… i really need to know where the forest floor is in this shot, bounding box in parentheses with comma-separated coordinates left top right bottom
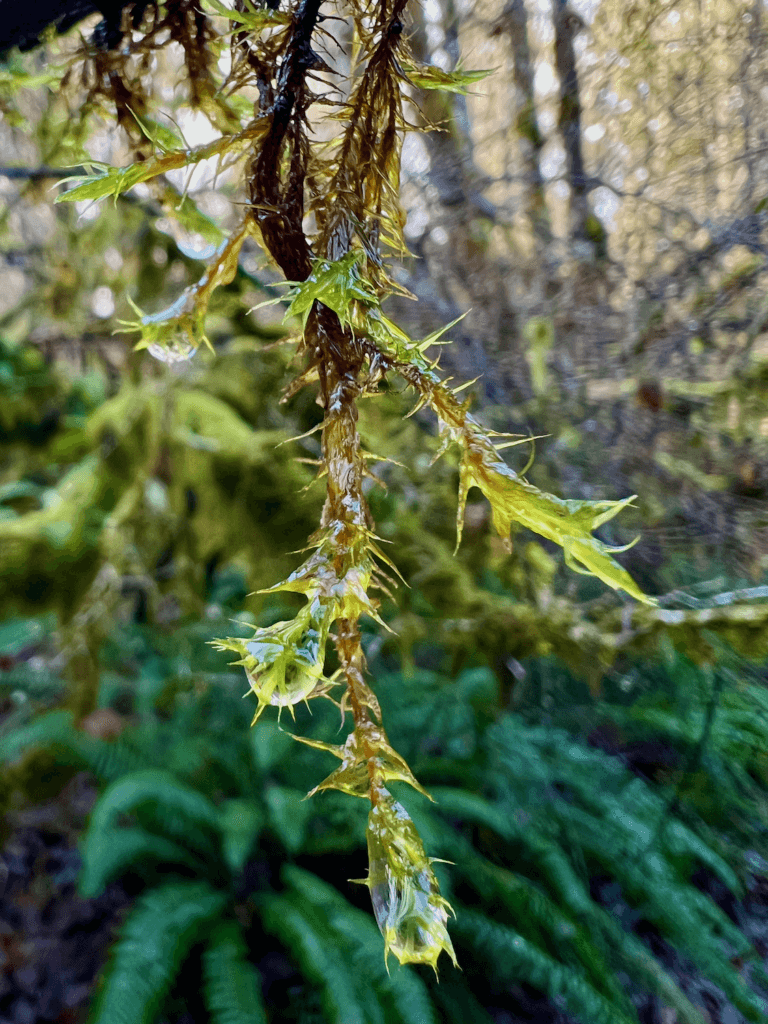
(0, 772, 128, 1024)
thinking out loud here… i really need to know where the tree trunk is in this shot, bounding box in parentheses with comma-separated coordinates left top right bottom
(552, 0, 604, 254)
(494, 0, 548, 238)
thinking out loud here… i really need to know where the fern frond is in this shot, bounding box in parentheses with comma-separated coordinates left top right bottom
(1, 709, 145, 780)
(79, 826, 205, 898)
(549, 802, 763, 1019)
(456, 910, 638, 1024)
(587, 912, 709, 1024)
(283, 866, 439, 1024)
(423, 795, 712, 1024)
(470, 854, 632, 1011)
(67, 731, 147, 781)
(556, 800, 746, 947)
(2, 710, 75, 761)
(430, 974, 497, 1024)
(90, 881, 227, 1024)
(219, 798, 264, 875)
(87, 769, 222, 858)
(261, 893, 371, 1024)
(535, 731, 743, 893)
(202, 919, 268, 1024)
(0, 663, 65, 701)
(430, 787, 594, 916)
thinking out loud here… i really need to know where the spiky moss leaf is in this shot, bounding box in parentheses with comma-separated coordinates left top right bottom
(284, 252, 378, 329)
(294, 729, 432, 800)
(359, 786, 457, 973)
(131, 114, 185, 155)
(55, 123, 269, 204)
(79, 827, 204, 898)
(367, 312, 650, 603)
(202, 0, 290, 29)
(202, 919, 268, 1024)
(283, 866, 439, 1024)
(455, 440, 650, 603)
(159, 187, 226, 246)
(213, 598, 338, 724)
(261, 894, 370, 1024)
(90, 881, 226, 1024)
(127, 220, 252, 363)
(399, 61, 494, 95)
(456, 911, 638, 1024)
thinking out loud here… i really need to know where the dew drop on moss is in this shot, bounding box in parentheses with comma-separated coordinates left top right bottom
(146, 340, 196, 364)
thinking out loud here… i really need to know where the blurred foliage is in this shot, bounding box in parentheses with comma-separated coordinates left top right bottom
(1, 326, 767, 1016)
(2, 616, 768, 1024)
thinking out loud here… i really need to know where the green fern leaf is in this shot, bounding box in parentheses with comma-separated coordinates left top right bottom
(422, 796, 710, 1024)
(202, 919, 268, 1024)
(88, 769, 222, 858)
(1, 710, 74, 761)
(457, 910, 638, 1024)
(431, 974, 497, 1024)
(283, 866, 439, 1024)
(430, 787, 594, 916)
(70, 733, 148, 782)
(465, 853, 632, 1012)
(79, 826, 205, 898)
(264, 785, 311, 854)
(262, 893, 370, 1024)
(219, 799, 264, 875)
(589, 912, 709, 1024)
(90, 881, 227, 1024)
(1, 710, 144, 781)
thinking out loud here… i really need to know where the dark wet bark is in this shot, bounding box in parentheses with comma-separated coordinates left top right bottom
(0, 0, 152, 54)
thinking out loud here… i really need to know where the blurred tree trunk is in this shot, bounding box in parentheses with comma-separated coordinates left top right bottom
(493, 0, 549, 241)
(552, 0, 605, 255)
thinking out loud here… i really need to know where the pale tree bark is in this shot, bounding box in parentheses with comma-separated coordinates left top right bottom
(552, 0, 605, 254)
(493, 0, 548, 239)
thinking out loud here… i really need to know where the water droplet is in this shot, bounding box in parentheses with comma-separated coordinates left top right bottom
(146, 339, 196, 364)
